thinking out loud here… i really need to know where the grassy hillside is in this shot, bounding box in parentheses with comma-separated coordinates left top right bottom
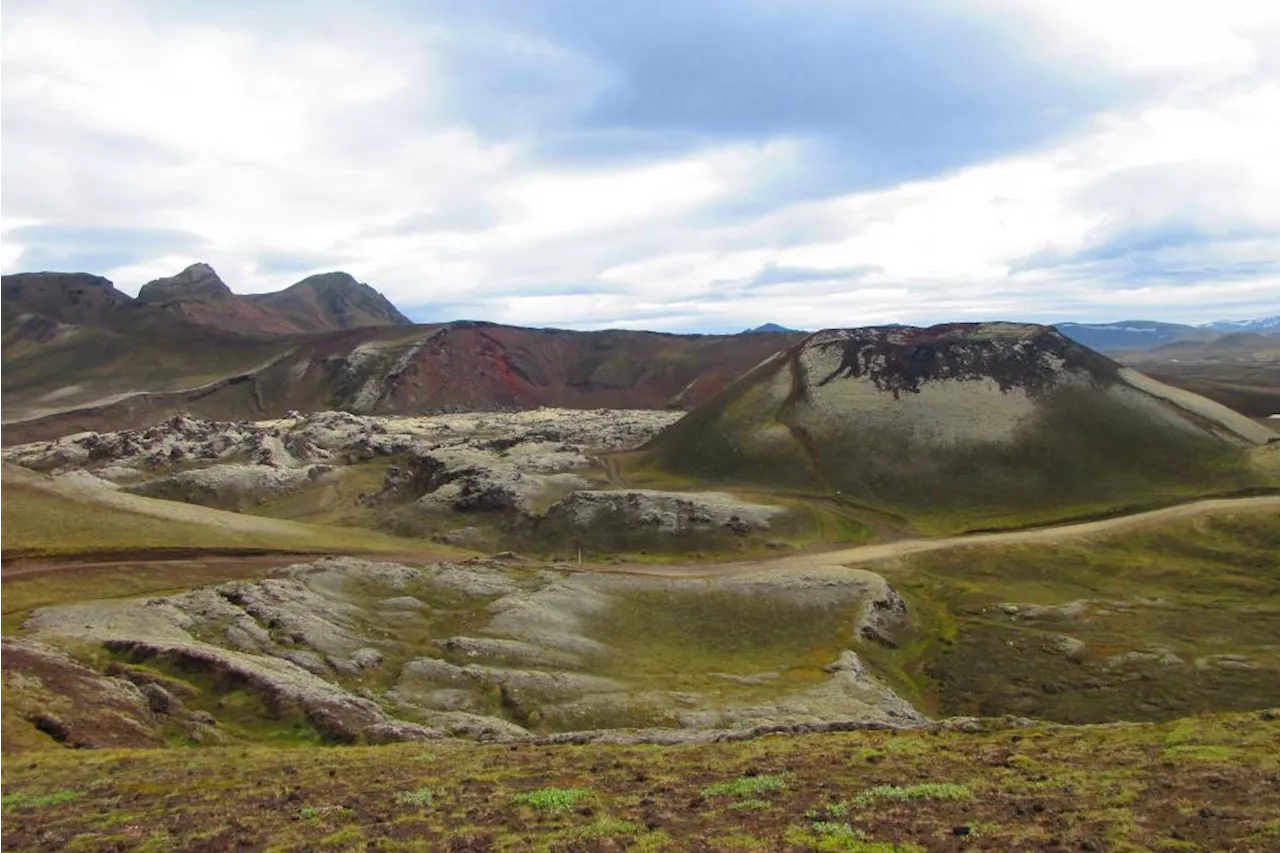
(0, 465, 435, 558)
(642, 326, 1273, 534)
(3, 710, 1277, 851)
(861, 508, 1280, 723)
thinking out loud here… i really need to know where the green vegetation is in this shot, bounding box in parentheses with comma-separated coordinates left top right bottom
(1252, 818, 1280, 839)
(0, 471, 442, 559)
(859, 509, 1280, 722)
(393, 787, 436, 807)
(702, 774, 788, 798)
(511, 787, 594, 812)
(298, 805, 351, 821)
(587, 588, 852, 703)
(2, 710, 1276, 850)
(851, 782, 971, 806)
(727, 798, 772, 811)
(1, 790, 81, 811)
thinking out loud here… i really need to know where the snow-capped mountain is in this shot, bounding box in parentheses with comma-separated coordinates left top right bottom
(1201, 316, 1280, 333)
(1054, 320, 1206, 351)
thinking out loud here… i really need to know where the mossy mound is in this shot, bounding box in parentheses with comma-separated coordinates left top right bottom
(642, 323, 1272, 531)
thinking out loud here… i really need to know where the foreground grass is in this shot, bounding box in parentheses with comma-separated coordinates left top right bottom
(2, 710, 1277, 851)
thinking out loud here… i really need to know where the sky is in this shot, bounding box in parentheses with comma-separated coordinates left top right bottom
(3, 0, 1279, 332)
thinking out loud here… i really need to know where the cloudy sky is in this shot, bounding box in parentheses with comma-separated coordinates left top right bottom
(3, 0, 1279, 331)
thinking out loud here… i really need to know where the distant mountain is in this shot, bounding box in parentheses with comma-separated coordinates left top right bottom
(1202, 316, 1280, 334)
(137, 263, 233, 303)
(0, 272, 134, 326)
(1054, 320, 1213, 351)
(742, 323, 799, 334)
(248, 272, 411, 332)
(2, 263, 411, 337)
(1057, 317, 1279, 351)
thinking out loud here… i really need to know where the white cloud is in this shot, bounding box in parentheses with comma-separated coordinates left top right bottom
(2, 0, 1277, 329)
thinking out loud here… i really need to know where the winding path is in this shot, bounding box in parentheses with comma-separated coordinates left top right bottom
(586, 494, 1280, 578)
(5, 495, 1276, 587)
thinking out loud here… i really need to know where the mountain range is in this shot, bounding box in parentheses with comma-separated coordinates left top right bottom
(2, 263, 410, 337)
(2, 263, 1277, 444)
(1055, 317, 1279, 351)
(0, 264, 798, 443)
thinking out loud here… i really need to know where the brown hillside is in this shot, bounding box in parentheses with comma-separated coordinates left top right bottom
(248, 272, 412, 332)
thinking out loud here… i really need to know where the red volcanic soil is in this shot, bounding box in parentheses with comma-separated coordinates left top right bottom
(364, 323, 801, 413)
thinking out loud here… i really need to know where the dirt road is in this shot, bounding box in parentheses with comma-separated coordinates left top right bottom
(588, 494, 1280, 578)
(4, 496, 1275, 588)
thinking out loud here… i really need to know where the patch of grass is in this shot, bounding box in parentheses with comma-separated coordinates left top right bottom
(852, 782, 971, 807)
(0, 468, 441, 561)
(393, 787, 436, 807)
(702, 774, 788, 798)
(562, 816, 643, 839)
(510, 786, 593, 812)
(299, 805, 351, 821)
(811, 821, 867, 838)
(2, 790, 82, 810)
(589, 588, 850, 701)
(785, 823, 924, 853)
(1252, 818, 1280, 838)
(728, 798, 772, 811)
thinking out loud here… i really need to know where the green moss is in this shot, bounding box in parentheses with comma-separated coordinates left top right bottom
(702, 774, 788, 798)
(2, 790, 81, 810)
(584, 587, 852, 706)
(870, 511, 1280, 722)
(642, 353, 1265, 536)
(510, 787, 593, 812)
(4, 710, 1278, 850)
(852, 782, 971, 806)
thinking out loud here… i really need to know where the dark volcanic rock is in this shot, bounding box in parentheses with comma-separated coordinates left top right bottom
(814, 323, 1117, 398)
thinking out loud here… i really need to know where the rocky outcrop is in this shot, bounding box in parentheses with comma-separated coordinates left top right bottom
(22, 557, 928, 744)
(540, 489, 785, 550)
(105, 639, 439, 744)
(1, 638, 164, 749)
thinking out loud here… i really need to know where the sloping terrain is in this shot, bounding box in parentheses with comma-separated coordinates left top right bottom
(641, 323, 1276, 532)
(5, 556, 919, 746)
(1, 318, 800, 444)
(0, 462, 441, 559)
(0, 272, 135, 325)
(133, 266, 412, 334)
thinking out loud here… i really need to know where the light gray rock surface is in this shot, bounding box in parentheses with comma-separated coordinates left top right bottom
(22, 555, 929, 742)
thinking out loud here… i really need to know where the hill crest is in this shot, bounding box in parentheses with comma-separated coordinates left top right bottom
(641, 322, 1270, 530)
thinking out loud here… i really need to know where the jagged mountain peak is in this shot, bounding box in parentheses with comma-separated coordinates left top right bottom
(137, 262, 233, 303)
(250, 271, 411, 331)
